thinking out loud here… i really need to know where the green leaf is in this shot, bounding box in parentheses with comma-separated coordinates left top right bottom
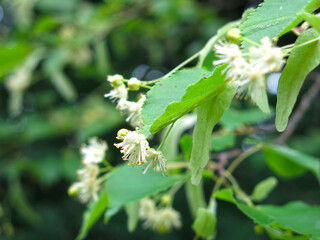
(299, 11, 320, 33)
(256, 89, 270, 114)
(220, 108, 272, 130)
(192, 208, 217, 239)
(141, 66, 226, 137)
(77, 164, 186, 239)
(36, 0, 81, 12)
(211, 132, 235, 151)
(124, 201, 140, 232)
(214, 188, 236, 203)
(263, 144, 320, 180)
(251, 177, 278, 202)
(190, 84, 236, 185)
(276, 28, 320, 131)
(240, 0, 319, 49)
(237, 201, 320, 240)
(0, 42, 31, 79)
(217, 191, 320, 239)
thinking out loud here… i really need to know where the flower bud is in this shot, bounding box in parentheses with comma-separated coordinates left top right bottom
(68, 183, 81, 196)
(128, 77, 141, 91)
(107, 74, 124, 87)
(161, 194, 172, 206)
(227, 28, 241, 43)
(117, 128, 130, 140)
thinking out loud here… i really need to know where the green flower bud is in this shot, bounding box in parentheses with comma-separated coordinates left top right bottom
(227, 28, 241, 43)
(161, 194, 172, 206)
(68, 183, 81, 196)
(107, 74, 124, 87)
(128, 77, 141, 91)
(117, 128, 130, 140)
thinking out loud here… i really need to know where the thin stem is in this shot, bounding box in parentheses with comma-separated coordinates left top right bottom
(145, 51, 202, 85)
(227, 144, 263, 174)
(286, 36, 320, 53)
(157, 122, 175, 151)
(210, 144, 263, 199)
(241, 37, 260, 47)
(103, 159, 114, 170)
(97, 172, 112, 184)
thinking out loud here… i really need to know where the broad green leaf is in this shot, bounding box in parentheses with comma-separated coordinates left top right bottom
(251, 177, 278, 202)
(77, 191, 109, 240)
(192, 208, 217, 238)
(198, 20, 240, 71)
(36, 0, 81, 12)
(237, 201, 320, 240)
(124, 201, 140, 232)
(77, 164, 186, 239)
(220, 108, 272, 130)
(276, 29, 320, 131)
(190, 84, 236, 185)
(264, 144, 320, 180)
(217, 191, 320, 239)
(211, 132, 235, 151)
(0, 42, 31, 79)
(240, 0, 319, 49)
(141, 66, 226, 137)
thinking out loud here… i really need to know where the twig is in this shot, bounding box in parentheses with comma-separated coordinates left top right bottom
(274, 74, 320, 144)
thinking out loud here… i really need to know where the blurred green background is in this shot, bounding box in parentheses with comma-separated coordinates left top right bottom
(0, 0, 319, 239)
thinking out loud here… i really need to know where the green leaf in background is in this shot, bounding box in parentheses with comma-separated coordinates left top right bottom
(256, 89, 270, 114)
(190, 83, 236, 185)
(237, 201, 320, 240)
(220, 108, 272, 130)
(141, 66, 226, 137)
(276, 28, 320, 131)
(240, 0, 319, 49)
(251, 177, 278, 202)
(77, 164, 186, 239)
(185, 180, 206, 219)
(124, 201, 140, 232)
(217, 190, 320, 239)
(263, 144, 320, 180)
(192, 208, 217, 239)
(0, 42, 31, 79)
(36, 0, 81, 12)
(180, 134, 193, 160)
(211, 132, 235, 151)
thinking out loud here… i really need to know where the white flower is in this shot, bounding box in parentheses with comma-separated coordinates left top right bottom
(249, 37, 285, 73)
(224, 57, 250, 83)
(237, 67, 266, 103)
(5, 68, 31, 92)
(74, 164, 101, 203)
(80, 137, 108, 165)
(143, 148, 168, 176)
(213, 41, 242, 66)
(104, 84, 128, 110)
(125, 94, 146, 128)
(114, 130, 150, 165)
(151, 207, 182, 233)
(139, 198, 156, 220)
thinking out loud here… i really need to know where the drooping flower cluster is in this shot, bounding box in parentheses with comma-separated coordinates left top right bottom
(114, 129, 168, 175)
(213, 36, 285, 104)
(139, 198, 182, 233)
(69, 137, 108, 203)
(104, 74, 146, 128)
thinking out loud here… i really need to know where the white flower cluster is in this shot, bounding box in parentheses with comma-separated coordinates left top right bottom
(114, 129, 168, 176)
(213, 36, 285, 104)
(139, 198, 182, 233)
(69, 137, 108, 203)
(104, 74, 146, 128)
